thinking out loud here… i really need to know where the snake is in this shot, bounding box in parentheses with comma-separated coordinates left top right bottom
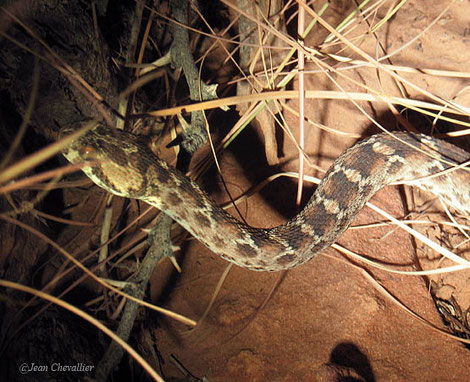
(61, 122, 470, 272)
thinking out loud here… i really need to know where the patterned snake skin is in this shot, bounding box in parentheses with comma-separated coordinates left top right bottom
(62, 123, 470, 271)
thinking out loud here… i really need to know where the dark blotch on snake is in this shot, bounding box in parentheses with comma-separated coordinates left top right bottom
(194, 212, 212, 228)
(237, 243, 258, 258)
(276, 254, 296, 266)
(168, 192, 183, 205)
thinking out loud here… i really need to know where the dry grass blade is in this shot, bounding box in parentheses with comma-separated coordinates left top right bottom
(2, 0, 470, 380)
(0, 279, 165, 382)
(0, 214, 196, 327)
(0, 120, 98, 185)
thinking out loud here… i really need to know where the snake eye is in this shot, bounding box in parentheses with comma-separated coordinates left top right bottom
(80, 146, 97, 160)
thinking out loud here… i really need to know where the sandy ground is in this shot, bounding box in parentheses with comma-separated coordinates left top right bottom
(148, 1, 470, 380)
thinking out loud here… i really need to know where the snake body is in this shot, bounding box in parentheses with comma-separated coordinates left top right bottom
(62, 123, 470, 271)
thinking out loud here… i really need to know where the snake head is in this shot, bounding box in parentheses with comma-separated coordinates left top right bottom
(59, 120, 104, 164)
(59, 121, 156, 198)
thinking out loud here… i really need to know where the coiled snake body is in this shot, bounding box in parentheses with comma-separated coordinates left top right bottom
(62, 123, 470, 271)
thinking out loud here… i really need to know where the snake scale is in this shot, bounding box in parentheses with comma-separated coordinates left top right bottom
(62, 123, 470, 272)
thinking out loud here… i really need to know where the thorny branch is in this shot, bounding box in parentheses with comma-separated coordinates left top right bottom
(96, 214, 174, 381)
(0, 0, 217, 379)
(96, 1, 215, 379)
(170, 0, 217, 154)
